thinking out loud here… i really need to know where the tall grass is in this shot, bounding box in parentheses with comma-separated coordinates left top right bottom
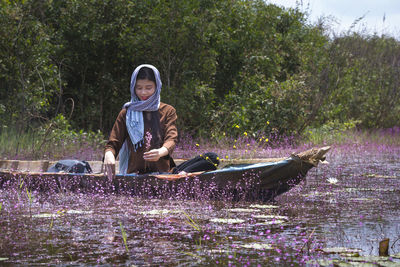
(119, 221, 129, 253)
(0, 127, 37, 160)
(303, 126, 400, 146)
(0, 125, 105, 160)
(1, 125, 399, 161)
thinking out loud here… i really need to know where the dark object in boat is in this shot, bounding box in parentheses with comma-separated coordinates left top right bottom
(173, 152, 220, 174)
(47, 160, 92, 174)
(0, 147, 330, 202)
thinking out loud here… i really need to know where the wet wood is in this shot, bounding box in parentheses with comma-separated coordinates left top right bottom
(0, 147, 331, 201)
(379, 238, 389, 256)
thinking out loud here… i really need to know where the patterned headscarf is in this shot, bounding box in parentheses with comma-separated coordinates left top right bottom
(119, 64, 162, 174)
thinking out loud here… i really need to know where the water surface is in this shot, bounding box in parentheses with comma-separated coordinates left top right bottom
(1, 144, 399, 266)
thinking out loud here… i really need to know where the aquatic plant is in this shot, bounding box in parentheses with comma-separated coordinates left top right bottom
(25, 188, 33, 206)
(119, 221, 129, 253)
(0, 134, 400, 265)
(183, 211, 201, 232)
(0, 124, 105, 160)
(145, 131, 152, 151)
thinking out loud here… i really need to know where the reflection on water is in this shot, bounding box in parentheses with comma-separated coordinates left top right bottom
(1, 145, 400, 266)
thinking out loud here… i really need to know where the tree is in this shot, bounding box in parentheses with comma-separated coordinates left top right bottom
(0, 0, 58, 130)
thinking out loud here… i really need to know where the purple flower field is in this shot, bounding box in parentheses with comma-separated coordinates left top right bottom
(0, 130, 400, 266)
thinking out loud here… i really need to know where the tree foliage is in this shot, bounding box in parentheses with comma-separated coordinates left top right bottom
(0, 0, 58, 130)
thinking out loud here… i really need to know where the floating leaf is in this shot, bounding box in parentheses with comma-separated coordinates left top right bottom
(224, 208, 259, 213)
(0, 258, 9, 261)
(349, 198, 377, 202)
(255, 220, 286, 225)
(342, 255, 393, 262)
(339, 252, 360, 257)
(343, 188, 375, 192)
(32, 213, 58, 218)
(321, 247, 363, 254)
(306, 259, 336, 267)
(249, 204, 279, 209)
(392, 253, 400, 259)
(341, 255, 399, 267)
(344, 187, 398, 192)
(66, 210, 93, 215)
(210, 218, 245, 224)
(140, 209, 182, 216)
(375, 261, 400, 267)
(207, 249, 230, 254)
(304, 191, 335, 197)
(240, 243, 273, 250)
(366, 174, 397, 179)
(252, 214, 288, 220)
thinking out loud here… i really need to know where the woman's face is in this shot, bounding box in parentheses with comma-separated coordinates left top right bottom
(135, 79, 156, 101)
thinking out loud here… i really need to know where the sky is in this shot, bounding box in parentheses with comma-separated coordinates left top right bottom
(267, 0, 400, 38)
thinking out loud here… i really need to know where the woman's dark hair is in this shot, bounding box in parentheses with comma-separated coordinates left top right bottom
(137, 67, 162, 149)
(137, 67, 156, 83)
(149, 111, 162, 149)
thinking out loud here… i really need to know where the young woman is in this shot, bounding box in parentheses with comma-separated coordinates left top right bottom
(104, 64, 178, 178)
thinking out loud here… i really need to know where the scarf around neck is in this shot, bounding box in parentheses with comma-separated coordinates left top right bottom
(119, 64, 162, 174)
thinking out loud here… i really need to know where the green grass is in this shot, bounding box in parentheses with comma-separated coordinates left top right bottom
(0, 125, 105, 160)
(119, 221, 129, 253)
(1, 124, 399, 161)
(0, 127, 37, 159)
(303, 127, 400, 146)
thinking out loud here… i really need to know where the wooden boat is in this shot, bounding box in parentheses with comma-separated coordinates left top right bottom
(0, 146, 330, 202)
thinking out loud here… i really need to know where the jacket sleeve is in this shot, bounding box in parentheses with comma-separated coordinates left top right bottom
(162, 106, 178, 155)
(104, 109, 128, 157)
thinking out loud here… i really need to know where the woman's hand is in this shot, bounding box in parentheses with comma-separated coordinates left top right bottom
(143, 147, 169, 162)
(104, 150, 116, 180)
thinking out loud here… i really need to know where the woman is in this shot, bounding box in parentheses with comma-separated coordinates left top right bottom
(104, 64, 178, 179)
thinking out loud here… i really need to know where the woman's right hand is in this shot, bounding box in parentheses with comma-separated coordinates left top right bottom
(104, 150, 116, 180)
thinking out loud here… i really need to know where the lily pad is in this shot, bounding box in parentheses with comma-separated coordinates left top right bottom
(349, 198, 377, 202)
(0, 258, 9, 261)
(210, 218, 245, 224)
(304, 191, 335, 197)
(366, 174, 397, 179)
(66, 210, 93, 215)
(342, 187, 395, 193)
(240, 243, 273, 250)
(342, 255, 393, 262)
(321, 247, 363, 254)
(252, 214, 288, 220)
(32, 213, 59, 218)
(224, 208, 259, 213)
(342, 256, 399, 267)
(343, 188, 372, 192)
(337, 262, 373, 267)
(339, 252, 361, 257)
(374, 261, 400, 267)
(306, 259, 338, 267)
(249, 204, 279, 209)
(392, 253, 400, 259)
(255, 219, 286, 225)
(207, 249, 231, 254)
(140, 209, 182, 216)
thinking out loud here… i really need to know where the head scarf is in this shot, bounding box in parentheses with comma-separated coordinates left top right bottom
(119, 64, 162, 174)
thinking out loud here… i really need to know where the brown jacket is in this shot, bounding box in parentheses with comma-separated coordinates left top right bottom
(105, 102, 178, 174)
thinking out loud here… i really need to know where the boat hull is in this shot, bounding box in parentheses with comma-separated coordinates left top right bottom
(0, 156, 315, 202)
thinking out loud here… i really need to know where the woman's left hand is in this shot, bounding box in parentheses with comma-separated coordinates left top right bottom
(143, 147, 169, 162)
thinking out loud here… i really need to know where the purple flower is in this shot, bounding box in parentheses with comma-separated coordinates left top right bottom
(145, 131, 152, 151)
